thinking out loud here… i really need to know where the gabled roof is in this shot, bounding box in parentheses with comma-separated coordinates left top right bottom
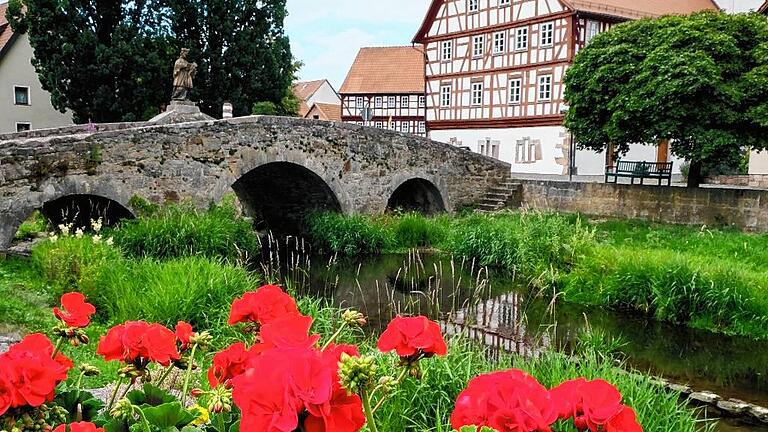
(293, 79, 330, 102)
(339, 46, 425, 95)
(413, 0, 720, 42)
(0, 2, 18, 59)
(305, 102, 341, 122)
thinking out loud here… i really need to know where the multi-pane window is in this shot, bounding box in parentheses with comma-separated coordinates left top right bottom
(441, 40, 453, 61)
(375, 121, 384, 129)
(418, 122, 426, 134)
(440, 85, 452, 107)
(471, 82, 484, 106)
(540, 22, 554, 46)
(499, 0, 510, 5)
(401, 122, 410, 133)
(468, 0, 479, 12)
(514, 27, 528, 51)
(472, 35, 484, 57)
(538, 75, 552, 101)
(585, 20, 600, 44)
(14, 86, 29, 105)
(418, 96, 426, 107)
(508, 78, 522, 104)
(402, 96, 410, 107)
(356, 97, 364, 109)
(374, 97, 383, 108)
(388, 96, 396, 108)
(493, 31, 506, 55)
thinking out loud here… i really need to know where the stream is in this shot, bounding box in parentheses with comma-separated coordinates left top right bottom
(266, 248, 768, 432)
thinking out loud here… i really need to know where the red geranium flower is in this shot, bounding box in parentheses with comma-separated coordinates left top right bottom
(96, 321, 180, 366)
(0, 368, 16, 416)
(450, 369, 558, 432)
(260, 314, 321, 350)
(175, 321, 194, 350)
(207, 342, 266, 388)
(606, 406, 642, 432)
(549, 378, 625, 431)
(53, 293, 96, 328)
(377, 315, 447, 360)
(228, 285, 299, 326)
(52, 422, 105, 432)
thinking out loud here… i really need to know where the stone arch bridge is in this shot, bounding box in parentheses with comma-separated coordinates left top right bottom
(0, 116, 510, 250)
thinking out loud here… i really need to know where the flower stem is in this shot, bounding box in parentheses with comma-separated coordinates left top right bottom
(137, 407, 152, 432)
(181, 344, 198, 406)
(321, 322, 347, 351)
(51, 336, 64, 359)
(361, 389, 379, 432)
(156, 365, 175, 387)
(371, 367, 408, 413)
(217, 413, 226, 432)
(107, 377, 124, 410)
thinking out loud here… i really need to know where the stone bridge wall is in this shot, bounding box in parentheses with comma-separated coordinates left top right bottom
(0, 116, 510, 249)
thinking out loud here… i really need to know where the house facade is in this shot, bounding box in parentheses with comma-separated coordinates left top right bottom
(340, 46, 427, 137)
(293, 79, 341, 120)
(0, 3, 73, 134)
(413, 0, 719, 175)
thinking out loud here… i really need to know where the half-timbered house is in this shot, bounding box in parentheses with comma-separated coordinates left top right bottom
(340, 46, 427, 137)
(413, 0, 719, 175)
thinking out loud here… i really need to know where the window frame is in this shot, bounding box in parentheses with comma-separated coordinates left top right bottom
(538, 75, 552, 101)
(440, 85, 452, 108)
(540, 22, 554, 47)
(515, 27, 529, 51)
(15, 122, 31, 132)
(493, 31, 507, 55)
(467, 0, 479, 13)
(388, 96, 396, 108)
(472, 35, 485, 58)
(418, 121, 426, 134)
(375, 121, 384, 129)
(441, 40, 453, 62)
(471, 82, 484, 106)
(401, 96, 410, 107)
(374, 96, 383, 108)
(508, 78, 522, 105)
(418, 95, 426, 108)
(400, 121, 410, 133)
(13, 86, 30, 106)
(499, 0, 511, 6)
(356, 97, 364, 110)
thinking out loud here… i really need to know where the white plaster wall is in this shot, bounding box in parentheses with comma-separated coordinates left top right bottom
(749, 150, 768, 175)
(0, 33, 73, 134)
(307, 82, 341, 106)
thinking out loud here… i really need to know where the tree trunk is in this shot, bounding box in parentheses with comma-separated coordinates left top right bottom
(687, 160, 703, 188)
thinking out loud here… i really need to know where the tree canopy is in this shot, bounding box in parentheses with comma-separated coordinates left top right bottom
(6, 0, 298, 123)
(563, 11, 768, 186)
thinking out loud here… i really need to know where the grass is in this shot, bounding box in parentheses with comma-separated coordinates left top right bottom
(14, 210, 48, 240)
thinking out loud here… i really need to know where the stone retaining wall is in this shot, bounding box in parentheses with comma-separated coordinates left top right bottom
(706, 174, 768, 190)
(518, 180, 768, 232)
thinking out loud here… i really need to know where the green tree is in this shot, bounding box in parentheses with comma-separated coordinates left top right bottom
(564, 11, 768, 187)
(6, 0, 297, 123)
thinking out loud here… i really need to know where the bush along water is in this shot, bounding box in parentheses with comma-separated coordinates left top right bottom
(0, 281, 709, 432)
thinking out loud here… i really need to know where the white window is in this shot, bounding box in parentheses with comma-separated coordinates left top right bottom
(440, 85, 452, 107)
(442, 40, 453, 61)
(375, 121, 384, 129)
(499, 0, 510, 5)
(374, 97, 383, 108)
(401, 122, 410, 133)
(508, 78, 522, 104)
(418, 122, 426, 134)
(14, 86, 30, 105)
(585, 20, 600, 44)
(388, 96, 396, 108)
(468, 0, 479, 12)
(515, 27, 528, 51)
(472, 35, 484, 57)
(493, 31, 506, 55)
(356, 97, 364, 109)
(538, 75, 552, 101)
(401, 96, 410, 107)
(418, 96, 426, 107)
(540, 22, 554, 47)
(471, 82, 483, 106)
(16, 122, 31, 132)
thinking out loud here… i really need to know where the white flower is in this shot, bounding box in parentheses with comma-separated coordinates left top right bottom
(49, 235, 59, 243)
(91, 218, 103, 233)
(75, 228, 84, 238)
(58, 224, 71, 236)
(106, 237, 114, 246)
(92, 234, 102, 243)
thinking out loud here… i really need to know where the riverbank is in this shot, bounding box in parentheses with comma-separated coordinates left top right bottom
(307, 211, 768, 339)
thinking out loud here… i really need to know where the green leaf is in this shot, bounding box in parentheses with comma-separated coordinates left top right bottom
(54, 390, 105, 422)
(141, 402, 197, 428)
(228, 421, 240, 432)
(126, 383, 177, 407)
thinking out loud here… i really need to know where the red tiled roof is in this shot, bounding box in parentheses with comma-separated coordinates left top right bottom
(0, 2, 15, 56)
(293, 79, 327, 102)
(413, 0, 720, 42)
(340, 46, 425, 95)
(305, 102, 341, 122)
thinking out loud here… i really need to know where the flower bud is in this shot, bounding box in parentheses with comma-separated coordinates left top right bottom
(378, 375, 397, 394)
(342, 310, 367, 327)
(190, 388, 206, 398)
(190, 331, 213, 348)
(110, 398, 135, 420)
(338, 353, 377, 395)
(79, 363, 101, 377)
(78, 332, 90, 345)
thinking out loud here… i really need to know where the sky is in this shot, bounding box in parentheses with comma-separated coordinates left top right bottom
(284, 0, 430, 90)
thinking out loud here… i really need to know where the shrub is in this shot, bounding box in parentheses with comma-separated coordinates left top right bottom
(14, 210, 49, 241)
(112, 199, 260, 262)
(307, 212, 393, 255)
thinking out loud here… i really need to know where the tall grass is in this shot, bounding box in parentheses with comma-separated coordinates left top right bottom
(112, 199, 259, 262)
(14, 210, 48, 240)
(307, 213, 393, 255)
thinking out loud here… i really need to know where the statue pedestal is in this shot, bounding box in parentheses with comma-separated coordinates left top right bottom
(149, 100, 214, 124)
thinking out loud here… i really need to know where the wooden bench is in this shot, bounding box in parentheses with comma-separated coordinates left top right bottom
(605, 160, 673, 186)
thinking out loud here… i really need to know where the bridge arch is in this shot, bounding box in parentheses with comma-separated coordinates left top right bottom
(386, 177, 447, 215)
(41, 194, 134, 230)
(232, 161, 343, 234)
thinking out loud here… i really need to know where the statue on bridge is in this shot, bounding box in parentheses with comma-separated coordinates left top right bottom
(172, 48, 197, 101)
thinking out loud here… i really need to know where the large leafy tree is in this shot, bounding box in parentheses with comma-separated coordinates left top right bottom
(564, 11, 768, 187)
(6, 0, 296, 123)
